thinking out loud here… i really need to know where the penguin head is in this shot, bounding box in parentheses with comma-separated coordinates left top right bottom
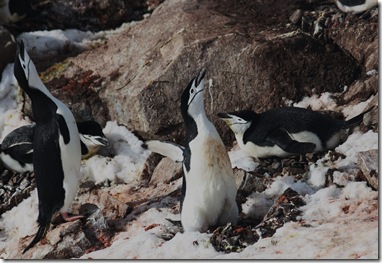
(217, 110, 256, 135)
(14, 40, 46, 95)
(180, 68, 206, 120)
(77, 121, 109, 147)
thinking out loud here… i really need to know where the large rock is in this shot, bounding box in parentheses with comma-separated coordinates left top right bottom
(42, 0, 360, 145)
(4, 0, 165, 36)
(328, 15, 378, 71)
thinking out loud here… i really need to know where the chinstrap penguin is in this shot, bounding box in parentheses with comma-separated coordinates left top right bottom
(76, 120, 109, 159)
(143, 69, 238, 232)
(335, 0, 378, 14)
(14, 40, 83, 254)
(0, 0, 31, 24)
(0, 121, 108, 173)
(218, 107, 370, 159)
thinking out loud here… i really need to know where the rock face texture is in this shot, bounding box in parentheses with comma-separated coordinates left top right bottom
(0, 0, 378, 259)
(25, 0, 369, 145)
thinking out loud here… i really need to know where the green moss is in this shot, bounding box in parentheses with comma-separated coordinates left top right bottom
(40, 60, 71, 83)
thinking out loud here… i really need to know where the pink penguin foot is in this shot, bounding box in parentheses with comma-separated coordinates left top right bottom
(61, 212, 84, 222)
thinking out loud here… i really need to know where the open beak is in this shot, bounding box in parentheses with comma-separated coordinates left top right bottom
(217, 112, 232, 119)
(96, 137, 109, 146)
(217, 112, 234, 126)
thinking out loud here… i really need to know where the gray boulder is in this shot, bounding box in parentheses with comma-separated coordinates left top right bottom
(42, 0, 360, 144)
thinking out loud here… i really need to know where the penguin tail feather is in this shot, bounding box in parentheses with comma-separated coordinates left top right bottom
(22, 212, 51, 254)
(345, 107, 373, 128)
(143, 140, 185, 163)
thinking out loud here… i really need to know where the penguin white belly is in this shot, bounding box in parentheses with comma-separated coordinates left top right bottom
(56, 109, 82, 213)
(325, 129, 348, 150)
(336, 0, 377, 13)
(242, 141, 290, 158)
(0, 152, 33, 173)
(237, 131, 323, 158)
(182, 135, 238, 232)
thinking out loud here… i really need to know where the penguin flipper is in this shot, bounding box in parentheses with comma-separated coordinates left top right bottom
(266, 128, 316, 155)
(142, 140, 185, 163)
(3, 143, 33, 164)
(345, 107, 373, 128)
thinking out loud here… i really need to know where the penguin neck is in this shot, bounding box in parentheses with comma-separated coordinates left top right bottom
(185, 109, 216, 143)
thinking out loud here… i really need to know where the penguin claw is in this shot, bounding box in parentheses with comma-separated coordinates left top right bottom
(61, 212, 84, 222)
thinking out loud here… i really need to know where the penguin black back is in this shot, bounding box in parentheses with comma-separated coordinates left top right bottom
(15, 41, 81, 254)
(0, 124, 34, 171)
(15, 43, 66, 253)
(241, 107, 347, 149)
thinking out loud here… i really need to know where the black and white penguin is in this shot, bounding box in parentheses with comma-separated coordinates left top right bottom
(77, 121, 109, 159)
(0, 124, 34, 173)
(335, 0, 378, 14)
(143, 69, 238, 232)
(0, 121, 108, 173)
(0, 0, 31, 24)
(14, 40, 83, 254)
(218, 107, 370, 159)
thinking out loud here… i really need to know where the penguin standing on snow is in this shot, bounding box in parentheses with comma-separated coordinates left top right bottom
(335, 0, 378, 14)
(143, 69, 238, 232)
(0, 121, 108, 173)
(14, 40, 83, 254)
(218, 107, 370, 159)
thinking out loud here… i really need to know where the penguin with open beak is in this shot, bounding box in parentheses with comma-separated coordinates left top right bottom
(14, 40, 83, 254)
(0, 121, 108, 174)
(143, 69, 238, 232)
(218, 106, 370, 159)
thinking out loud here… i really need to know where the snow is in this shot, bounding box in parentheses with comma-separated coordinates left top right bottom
(80, 121, 149, 184)
(0, 28, 378, 260)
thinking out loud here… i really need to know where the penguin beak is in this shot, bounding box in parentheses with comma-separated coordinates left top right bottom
(195, 68, 206, 87)
(217, 112, 231, 119)
(217, 112, 233, 126)
(96, 137, 109, 146)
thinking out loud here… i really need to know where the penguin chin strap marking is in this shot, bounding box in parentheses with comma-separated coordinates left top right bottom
(188, 88, 204, 107)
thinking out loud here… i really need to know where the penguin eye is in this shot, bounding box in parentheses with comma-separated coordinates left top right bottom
(190, 88, 195, 94)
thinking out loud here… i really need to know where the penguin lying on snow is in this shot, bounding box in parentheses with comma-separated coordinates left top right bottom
(335, 0, 378, 14)
(143, 69, 238, 232)
(0, 121, 108, 174)
(14, 40, 83, 254)
(218, 107, 370, 159)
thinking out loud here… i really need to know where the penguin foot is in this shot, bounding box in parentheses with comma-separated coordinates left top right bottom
(61, 212, 84, 222)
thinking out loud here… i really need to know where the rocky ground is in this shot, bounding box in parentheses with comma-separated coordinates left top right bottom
(0, 0, 378, 259)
